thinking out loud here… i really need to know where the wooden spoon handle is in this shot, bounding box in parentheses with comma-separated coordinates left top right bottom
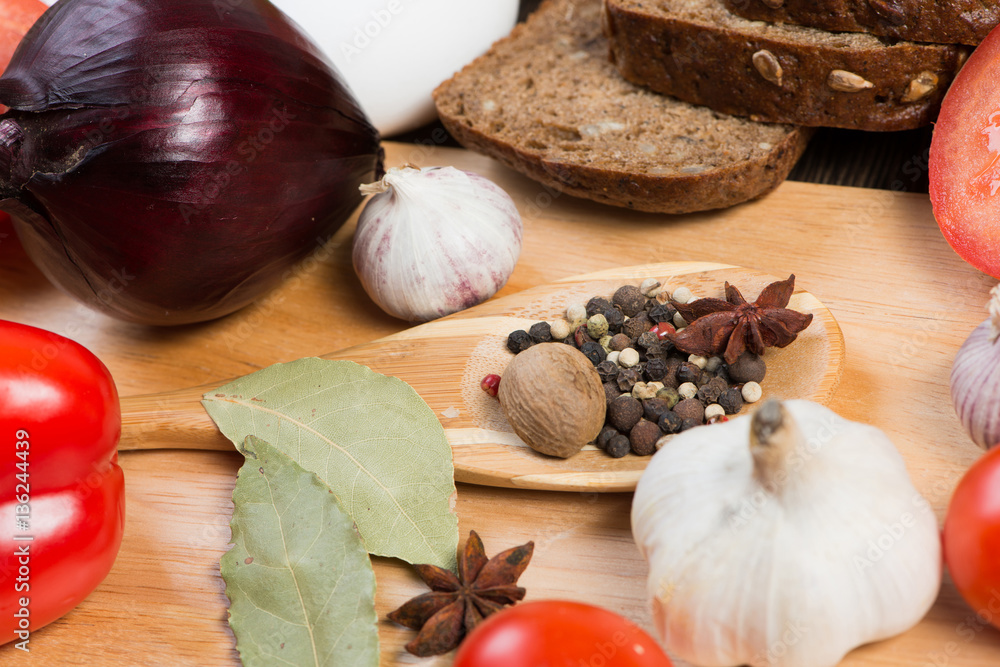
(119, 385, 230, 452)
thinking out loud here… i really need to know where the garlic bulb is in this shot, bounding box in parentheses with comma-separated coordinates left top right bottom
(352, 165, 523, 322)
(951, 283, 1000, 449)
(632, 399, 941, 667)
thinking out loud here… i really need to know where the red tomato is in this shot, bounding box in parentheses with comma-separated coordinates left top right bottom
(0, 320, 125, 644)
(930, 24, 1000, 277)
(943, 446, 1000, 628)
(453, 600, 673, 667)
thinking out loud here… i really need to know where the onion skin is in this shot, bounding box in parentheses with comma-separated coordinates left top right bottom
(0, 0, 382, 325)
(951, 319, 1000, 450)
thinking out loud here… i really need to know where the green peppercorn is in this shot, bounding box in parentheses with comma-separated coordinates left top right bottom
(656, 386, 680, 409)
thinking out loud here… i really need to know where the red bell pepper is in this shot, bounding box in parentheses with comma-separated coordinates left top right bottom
(0, 320, 124, 647)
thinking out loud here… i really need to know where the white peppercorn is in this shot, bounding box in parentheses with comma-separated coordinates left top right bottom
(704, 403, 726, 421)
(566, 303, 587, 327)
(632, 382, 658, 400)
(742, 381, 763, 403)
(678, 382, 698, 399)
(549, 318, 572, 341)
(640, 277, 661, 297)
(619, 347, 640, 368)
(607, 350, 621, 366)
(673, 312, 687, 329)
(687, 354, 708, 369)
(705, 356, 723, 372)
(599, 335, 613, 353)
(671, 286, 693, 304)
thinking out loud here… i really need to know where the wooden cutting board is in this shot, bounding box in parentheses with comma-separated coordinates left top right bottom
(0, 141, 998, 666)
(118, 262, 844, 491)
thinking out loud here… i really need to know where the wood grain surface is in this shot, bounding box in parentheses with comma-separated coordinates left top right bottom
(116, 262, 844, 492)
(0, 141, 997, 665)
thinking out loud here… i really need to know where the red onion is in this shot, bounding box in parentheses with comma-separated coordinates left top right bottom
(0, 0, 382, 325)
(951, 285, 1000, 449)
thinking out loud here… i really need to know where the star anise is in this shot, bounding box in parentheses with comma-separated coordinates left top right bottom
(670, 275, 813, 364)
(387, 530, 534, 657)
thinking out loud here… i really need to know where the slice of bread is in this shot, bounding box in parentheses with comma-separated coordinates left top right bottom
(604, 0, 969, 131)
(722, 0, 999, 47)
(432, 0, 810, 214)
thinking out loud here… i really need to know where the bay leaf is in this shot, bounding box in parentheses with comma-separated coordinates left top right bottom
(222, 436, 378, 667)
(203, 358, 459, 568)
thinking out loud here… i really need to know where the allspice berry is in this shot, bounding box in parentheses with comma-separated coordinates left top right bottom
(727, 351, 767, 384)
(613, 284, 647, 317)
(673, 397, 705, 424)
(629, 419, 661, 456)
(608, 395, 643, 432)
(498, 343, 606, 458)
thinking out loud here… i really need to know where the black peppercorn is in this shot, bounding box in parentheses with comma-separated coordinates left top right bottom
(644, 358, 668, 382)
(658, 410, 683, 434)
(603, 307, 625, 334)
(635, 331, 660, 352)
(642, 397, 671, 423)
(596, 425, 619, 451)
(727, 351, 767, 384)
(648, 302, 676, 324)
(603, 381, 621, 405)
(629, 419, 661, 456)
(676, 362, 701, 385)
(606, 434, 630, 458)
(660, 358, 682, 389)
(718, 387, 744, 415)
(528, 321, 552, 344)
(696, 376, 729, 405)
(595, 360, 619, 383)
(623, 311, 653, 340)
(616, 367, 641, 392)
(586, 296, 613, 318)
(506, 330, 532, 354)
(608, 395, 643, 432)
(613, 284, 647, 317)
(679, 417, 701, 432)
(580, 341, 606, 365)
(673, 398, 705, 424)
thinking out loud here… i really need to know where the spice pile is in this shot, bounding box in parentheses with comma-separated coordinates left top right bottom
(497, 276, 813, 458)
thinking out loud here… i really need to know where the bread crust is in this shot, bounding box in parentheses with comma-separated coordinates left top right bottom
(605, 0, 970, 131)
(722, 0, 999, 46)
(433, 0, 811, 214)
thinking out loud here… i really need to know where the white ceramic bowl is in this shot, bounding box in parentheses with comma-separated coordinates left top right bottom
(273, 0, 520, 137)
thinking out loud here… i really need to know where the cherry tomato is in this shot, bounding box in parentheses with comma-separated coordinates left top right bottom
(943, 446, 1000, 628)
(929, 22, 1000, 278)
(453, 600, 673, 667)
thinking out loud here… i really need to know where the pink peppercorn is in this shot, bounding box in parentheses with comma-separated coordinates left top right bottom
(481, 374, 501, 397)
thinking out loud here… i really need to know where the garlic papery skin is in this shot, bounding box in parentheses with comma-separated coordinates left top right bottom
(631, 399, 941, 667)
(951, 283, 1000, 449)
(352, 165, 523, 322)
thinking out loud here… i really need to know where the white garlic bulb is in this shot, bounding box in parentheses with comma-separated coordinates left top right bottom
(632, 399, 941, 667)
(352, 165, 523, 322)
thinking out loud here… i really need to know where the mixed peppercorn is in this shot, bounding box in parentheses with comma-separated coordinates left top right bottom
(496, 280, 774, 458)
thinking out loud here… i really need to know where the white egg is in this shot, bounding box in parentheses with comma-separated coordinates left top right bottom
(272, 0, 520, 137)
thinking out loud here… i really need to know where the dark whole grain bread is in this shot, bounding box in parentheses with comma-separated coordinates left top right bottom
(431, 0, 811, 214)
(722, 0, 1000, 47)
(604, 0, 970, 131)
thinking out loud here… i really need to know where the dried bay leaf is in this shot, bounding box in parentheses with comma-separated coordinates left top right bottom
(222, 436, 378, 667)
(203, 358, 459, 569)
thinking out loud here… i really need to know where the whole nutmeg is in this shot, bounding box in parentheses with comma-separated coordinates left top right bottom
(498, 343, 607, 458)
